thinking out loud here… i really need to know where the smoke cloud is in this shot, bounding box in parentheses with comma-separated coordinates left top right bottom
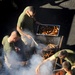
(39, 60, 53, 75)
(0, 29, 54, 75)
(0, 48, 53, 75)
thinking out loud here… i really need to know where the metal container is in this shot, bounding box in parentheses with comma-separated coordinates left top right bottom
(36, 24, 60, 36)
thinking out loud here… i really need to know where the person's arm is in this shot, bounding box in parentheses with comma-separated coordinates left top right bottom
(17, 12, 32, 39)
(17, 26, 25, 36)
(36, 55, 56, 74)
(35, 21, 42, 25)
(71, 66, 75, 69)
(17, 26, 32, 39)
(33, 17, 42, 25)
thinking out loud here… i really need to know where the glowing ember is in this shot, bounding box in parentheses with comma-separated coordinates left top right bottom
(37, 25, 60, 36)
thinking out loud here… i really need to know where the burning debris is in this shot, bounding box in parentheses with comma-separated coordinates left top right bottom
(36, 24, 60, 36)
(42, 44, 57, 51)
(41, 44, 58, 59)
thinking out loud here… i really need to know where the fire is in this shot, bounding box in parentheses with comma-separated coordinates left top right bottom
(42, 26, 59, 36)
(42, 44, 57, 59)
(38, 25, 60, 36)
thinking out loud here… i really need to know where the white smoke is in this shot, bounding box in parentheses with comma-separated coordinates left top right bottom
(36, 43, 46, 56)
(15, 54, 43, 75)
(0, 29, 54, 75)
(5, 51, 22, 68)
(21, 29, 36, 48)
(39, 60, 53, 75)
(3, 53, 44, 75)
(9, 54, 53, 75)
(0, 48, 54, 75)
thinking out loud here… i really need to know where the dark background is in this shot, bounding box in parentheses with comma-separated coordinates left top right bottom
(0, 0, 75, 50)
